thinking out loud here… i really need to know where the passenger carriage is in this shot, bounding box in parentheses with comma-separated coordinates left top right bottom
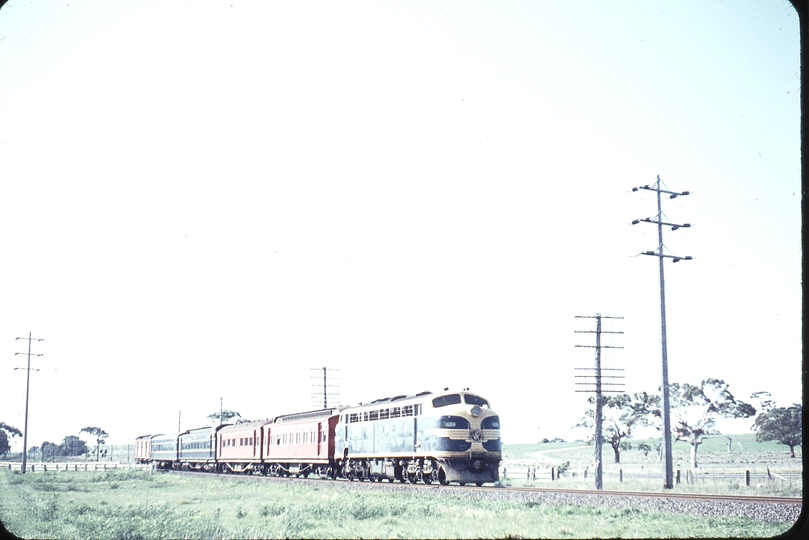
(263, 408, 340, 478)
(216, 420, 271, 474)
(150, 433, 179, 469)
(178, 425, 229, 472)
(134, 434, 160, 464)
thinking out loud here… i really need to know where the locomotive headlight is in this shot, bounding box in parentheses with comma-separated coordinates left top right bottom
(470, 405, 481, 417)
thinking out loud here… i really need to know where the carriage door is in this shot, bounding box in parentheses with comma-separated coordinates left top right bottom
(317, 422, 323, 457)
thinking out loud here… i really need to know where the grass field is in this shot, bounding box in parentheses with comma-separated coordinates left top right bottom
(0, 468, 798, 539)
(502, 434, 803, 497)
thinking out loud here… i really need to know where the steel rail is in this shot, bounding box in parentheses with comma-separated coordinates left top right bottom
(165, 470, 802, 506)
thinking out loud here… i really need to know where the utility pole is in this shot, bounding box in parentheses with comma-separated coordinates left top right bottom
(220, 398, 223, 426)
(14, 333, 43, 475)
(575, 315, 624, 490)
(631, 175, 692, 489)
(310, 367, 340, 408)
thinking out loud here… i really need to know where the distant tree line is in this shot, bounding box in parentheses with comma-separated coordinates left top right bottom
(574, 378, 802, 468)
(0, 424, 109, 461)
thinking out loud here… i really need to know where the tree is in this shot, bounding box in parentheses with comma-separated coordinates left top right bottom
(80, 427, 109, 461)
(753, 403, 802, 458)
(206, 410, 241, 425)
(41, 441, 62, 461)
(61, 435, 88, 457)
(669, 378, 756, 469)
(0, 422, 23, 458)
(574, 392, 661, 464)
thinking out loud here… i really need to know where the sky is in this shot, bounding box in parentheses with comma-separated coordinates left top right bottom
(0, 0, 801, 452)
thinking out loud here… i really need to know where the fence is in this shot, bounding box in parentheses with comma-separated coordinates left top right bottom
(0, 462, 143, 473)
(499, 463, 802, 487)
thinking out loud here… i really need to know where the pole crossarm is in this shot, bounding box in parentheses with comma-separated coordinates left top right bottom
(631, 185, 691, 198)
(631, 217, 691, 230)
(640, 252, 693, 262)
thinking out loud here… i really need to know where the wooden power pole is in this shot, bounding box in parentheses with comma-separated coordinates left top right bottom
(575, 315, 624, 490)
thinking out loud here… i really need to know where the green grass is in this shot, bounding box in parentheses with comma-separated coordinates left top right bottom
(502, 434, 803, 497)
(0, 468, 796, 539)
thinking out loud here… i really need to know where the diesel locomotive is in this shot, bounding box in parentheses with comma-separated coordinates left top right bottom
(135, 388, 501, 486)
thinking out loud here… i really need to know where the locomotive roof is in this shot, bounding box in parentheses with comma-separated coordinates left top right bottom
(363, 390, 432, 405)
(347, 389, 490, 410)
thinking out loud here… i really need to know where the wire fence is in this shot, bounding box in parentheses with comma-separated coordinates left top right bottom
(0, 461, 146, 473)
(499, 463, 802, 488)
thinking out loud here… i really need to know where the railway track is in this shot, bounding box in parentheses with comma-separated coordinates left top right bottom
(165, 470, 802, 506)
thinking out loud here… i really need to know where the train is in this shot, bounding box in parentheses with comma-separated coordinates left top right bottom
(135, 389, 502, 486)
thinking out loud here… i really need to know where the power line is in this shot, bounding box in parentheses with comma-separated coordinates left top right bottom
(14, 332, 44, 475)
(631, 175, 693, 490)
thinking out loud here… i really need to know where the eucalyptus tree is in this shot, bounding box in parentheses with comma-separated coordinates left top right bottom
(575, 392, 661, 464)
(80, 427, 109, 461)
(753, 403, 802, 458)
(669, 378, 756, 469)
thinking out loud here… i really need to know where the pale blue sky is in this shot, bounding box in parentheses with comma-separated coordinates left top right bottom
(0, 0, 800, 449)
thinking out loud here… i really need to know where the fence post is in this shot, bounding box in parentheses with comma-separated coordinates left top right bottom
(676, 470, 680, 485)
(745, 470, 750, 487)
(551, 467, 555, 481)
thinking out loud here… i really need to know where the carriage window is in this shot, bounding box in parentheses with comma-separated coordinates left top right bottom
(379, 409, 390, 420)
(369, 410, 379, 421)
(403, 405, 413, 417)
(432, 394, 462, 408)
(390, 407, 401, 418)
(464, 395, 490, 408)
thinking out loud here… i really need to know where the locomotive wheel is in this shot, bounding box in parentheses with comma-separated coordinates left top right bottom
(438, 468, 449, 486)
